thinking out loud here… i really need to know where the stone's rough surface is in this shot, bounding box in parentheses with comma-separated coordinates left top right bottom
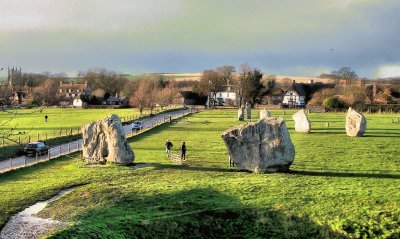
(292, 109, 311, 133)
(238, 106, 245, 121)
(246, 102, 252, 119)
(259, 108, 271, 119)
(346, 107, 366, 137)
(221, 117, 295, 173)
(82, 114, 134, 164)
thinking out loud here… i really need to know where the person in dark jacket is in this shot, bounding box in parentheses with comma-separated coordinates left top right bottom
(180, 142, 187, 161)
(165, 140, 173, 157)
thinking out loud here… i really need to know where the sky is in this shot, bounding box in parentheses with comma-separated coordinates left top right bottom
(0, 0, 399, 78)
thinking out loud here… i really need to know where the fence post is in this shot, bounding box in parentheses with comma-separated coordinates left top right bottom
(59, 145, 62, 157)
(37, 133, 40, 141)
(68, 143, 71, 153)
(24, 156, 27, 166)
(36, 152, 38, 163)
(48, 149, 50, 160)
(18, 136, 21, 144)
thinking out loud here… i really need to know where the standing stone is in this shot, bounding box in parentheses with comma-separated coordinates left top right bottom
(238, 106, 245, 121)
(259, 108, 271, 119)
(292, 109, 311, 133)
(246, 102, 252, 119)
(221, 118, 295, 173)
(81, 114, 135, 165)
(346, 107, 366, 137)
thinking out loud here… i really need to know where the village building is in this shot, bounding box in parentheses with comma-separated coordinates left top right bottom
(206, 81, 237, 106)
(282, 83, 307, 107)
(58, 80, 92, 102)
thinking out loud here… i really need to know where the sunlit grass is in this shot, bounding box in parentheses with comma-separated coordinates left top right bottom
(0, 109, 399, 238)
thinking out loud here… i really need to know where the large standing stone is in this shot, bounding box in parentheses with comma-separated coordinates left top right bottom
(81, 114, 135, 165)
(221, 117, 295, 173)
(346, 107, 366, 137)
(292, 109, 311, 133)
(238, 106, 245, 121)
(246, 102, 252, 119)
(259, 108, 271, 119)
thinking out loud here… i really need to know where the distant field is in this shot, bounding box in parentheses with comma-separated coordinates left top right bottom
(0, 109, 399, 238)
(0, 108, 142, 158)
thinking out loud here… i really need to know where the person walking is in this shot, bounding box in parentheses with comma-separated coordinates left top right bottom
(165, 140, 173, 157)
(180, 142, 187, 161)
(44, 115, 48, 122)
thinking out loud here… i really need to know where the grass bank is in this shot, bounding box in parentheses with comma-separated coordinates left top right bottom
(0, 110, 399, 238)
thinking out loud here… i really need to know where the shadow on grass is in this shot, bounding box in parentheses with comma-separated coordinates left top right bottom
(47, 188, 346, 238)
(290, 170, 400, 179)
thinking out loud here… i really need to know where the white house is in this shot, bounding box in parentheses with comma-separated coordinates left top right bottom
(206, 84, 237, 106)
(282, 84, 306, 107)
(72, 98, 83, 107)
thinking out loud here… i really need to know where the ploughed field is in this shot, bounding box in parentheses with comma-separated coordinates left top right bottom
(0, 110, 399, 238)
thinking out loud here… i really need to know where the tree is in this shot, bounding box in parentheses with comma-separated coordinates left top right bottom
(279, 78, 293, 92)
(193, 70, 225, 107)
(157, 80, 178, 106)
(216, 65, 236, 83)
(82, 68, 128, 96)
(331, 67, 358, 85)
(129, 80, 158, 115)
(236, 64, 263, 106)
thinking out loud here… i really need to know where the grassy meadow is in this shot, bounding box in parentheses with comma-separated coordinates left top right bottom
(0, 108, 153, 159)
(0, 109, 399, 238)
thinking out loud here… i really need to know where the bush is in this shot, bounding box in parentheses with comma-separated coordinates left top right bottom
(323, 96, 339, 110)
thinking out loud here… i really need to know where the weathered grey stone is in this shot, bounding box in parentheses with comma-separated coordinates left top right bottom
(346, 107, 366, 137)
(246, 102, 252, 119)
(238, 106, 245, 121)
(81, 114, 134, 165)
(221, 117, 295, 173)
(292, 109, 311, 133)
(259, 108, 271, 119)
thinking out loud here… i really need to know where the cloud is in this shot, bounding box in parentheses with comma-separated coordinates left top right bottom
(374, 64, 400, 78)
(0, 0, 399, 77)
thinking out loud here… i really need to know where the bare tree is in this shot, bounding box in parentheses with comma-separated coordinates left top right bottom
(331, 67, 358, 85)
(82, 68, 128, 96)
(278, 78, 293, 92)
(129, 80, 158, 115)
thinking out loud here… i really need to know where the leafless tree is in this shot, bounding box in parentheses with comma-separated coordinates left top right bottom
(82, 68, 128, 96)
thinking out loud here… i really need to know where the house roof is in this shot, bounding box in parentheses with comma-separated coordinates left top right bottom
(287, 83, 307, 96)
(263, 88, 284, 96)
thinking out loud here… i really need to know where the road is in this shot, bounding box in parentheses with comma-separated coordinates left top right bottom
(0, 108, 194, 173)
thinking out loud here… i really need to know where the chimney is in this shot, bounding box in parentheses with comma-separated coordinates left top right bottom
(372, 84, 378, 97)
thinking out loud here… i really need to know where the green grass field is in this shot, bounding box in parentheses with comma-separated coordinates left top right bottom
(0, 110, 399, 238)
(0, 108, 153, 159)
